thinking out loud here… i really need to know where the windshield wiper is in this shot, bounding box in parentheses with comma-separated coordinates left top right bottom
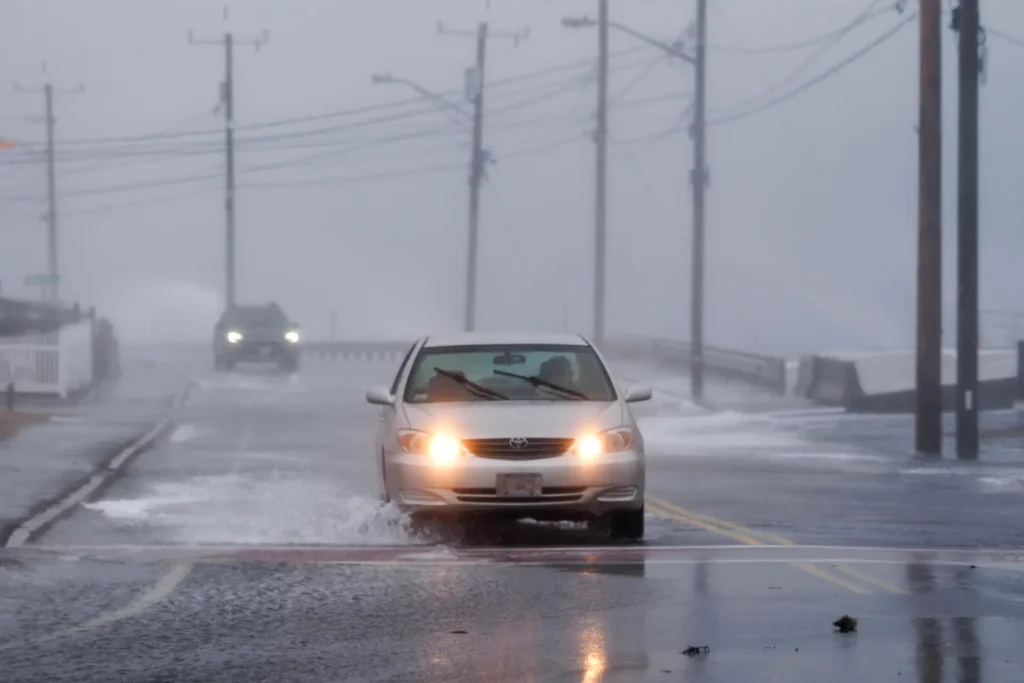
(433, 368, 508, 400)
(493, 370, 590, 401)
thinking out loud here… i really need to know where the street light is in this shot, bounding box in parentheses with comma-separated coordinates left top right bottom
(369, 73, 470, 127)
(562, 6, 707, 401)
(563, 16, 694, 62)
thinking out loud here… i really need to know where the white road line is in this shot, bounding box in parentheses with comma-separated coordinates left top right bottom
(3, 382, 196, 549)
(5, 419, 170, 549)
(0, 563, 193, 652)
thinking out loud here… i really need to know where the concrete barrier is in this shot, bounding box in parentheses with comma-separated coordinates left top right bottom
(795, 348, 1020, 413)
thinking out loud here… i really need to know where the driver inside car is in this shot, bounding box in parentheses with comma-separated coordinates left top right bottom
(538, 355, 576, 390)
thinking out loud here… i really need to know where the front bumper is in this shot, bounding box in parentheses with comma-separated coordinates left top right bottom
(385, 450, 644, 519)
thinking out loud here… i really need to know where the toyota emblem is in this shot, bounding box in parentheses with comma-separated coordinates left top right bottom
(509, 437, 529, 449)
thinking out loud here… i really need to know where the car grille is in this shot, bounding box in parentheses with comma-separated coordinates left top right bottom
(452, 486, 586, 504)
(461, 437, 575, 460)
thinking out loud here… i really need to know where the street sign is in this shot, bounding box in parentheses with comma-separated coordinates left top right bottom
(24, 273, 59, 287)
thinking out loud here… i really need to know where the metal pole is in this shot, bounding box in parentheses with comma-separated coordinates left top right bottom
(690, 0, 708, 401)
(44, 84, 59, 303)
(593, 0, 609, 345)
(465, 22, 488, 333)
(956, 0, 980, 459)
(916, 0, 943, 455)
(225, 33, 237, 309)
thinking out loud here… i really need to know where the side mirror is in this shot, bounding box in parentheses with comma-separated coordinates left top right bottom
(624, 385, 653, 403)
(366, 386, 395, 406)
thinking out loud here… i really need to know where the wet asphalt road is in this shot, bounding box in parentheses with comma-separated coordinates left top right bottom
(2, 350, 1023, 681)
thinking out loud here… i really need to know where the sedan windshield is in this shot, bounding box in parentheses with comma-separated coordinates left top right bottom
(403, 344, 617, 403)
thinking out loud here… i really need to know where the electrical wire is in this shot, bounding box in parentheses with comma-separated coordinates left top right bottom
(707, 12, 917, 127)
(707, 2, 899, 54)
(710, 0, 893, 118)
(13, 45, 656, 151)
(988, 27, 1024, 48)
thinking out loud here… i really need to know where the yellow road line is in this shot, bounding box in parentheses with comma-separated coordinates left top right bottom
(648, 498, 877, 595)
(651, 498, 907, 595)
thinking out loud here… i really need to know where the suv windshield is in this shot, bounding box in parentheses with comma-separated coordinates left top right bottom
(403, 344, 617, 403)
(223, 305, 287, 329)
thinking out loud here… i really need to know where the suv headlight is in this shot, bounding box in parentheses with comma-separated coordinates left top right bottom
(397, 429, 463, 465)
(226, 330, 243, 344)
(284, 330, 300, 344)
(572, 427, 635, 460)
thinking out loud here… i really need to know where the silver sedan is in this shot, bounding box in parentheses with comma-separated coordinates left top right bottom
(366, 332, 652, 540)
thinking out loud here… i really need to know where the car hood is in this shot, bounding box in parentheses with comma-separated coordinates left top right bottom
(401, 401, 625, 439)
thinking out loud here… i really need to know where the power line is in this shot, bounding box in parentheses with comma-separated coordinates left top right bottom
(12, 45, 657, 152)
(707, 1, 897, 54)
(707, 12, 916, 126)
(710, 0, 897, 118)
(54, 132, 586, 216)
(238, 161, 466, 189)
(611, 12, 914, 149)
(987, 27, 1024, 48)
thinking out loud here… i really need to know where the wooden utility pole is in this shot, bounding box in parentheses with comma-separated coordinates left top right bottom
(593, 0, 609, 345)
(14, 74, 84, 303)
(188, 13, 268, 309)
(437, 21, 529, 332)
(915, 0, 943, 455)
(690, 0, 709, 402)
(954, 0, 981, 459)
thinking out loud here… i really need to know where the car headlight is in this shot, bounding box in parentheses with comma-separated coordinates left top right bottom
(397, 430, 463, 465)
(284, 330, 300, 344)
(572, 427, 635, 460)
(226, 330, 243, 344)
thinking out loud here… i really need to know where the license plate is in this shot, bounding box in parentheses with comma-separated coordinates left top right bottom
(496, 473, 542, 498)
(259, 345, 273, 356)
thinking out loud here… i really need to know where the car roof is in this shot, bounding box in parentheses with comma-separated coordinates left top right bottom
(422, 331, 590, 348)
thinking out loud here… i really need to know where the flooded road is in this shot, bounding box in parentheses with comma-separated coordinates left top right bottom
(2, 349, 1022, 681)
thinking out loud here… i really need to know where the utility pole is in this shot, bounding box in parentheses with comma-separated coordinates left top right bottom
(953, 0, 981, 459)
(593, 0, 609, 345)
(189, 13, 268, 310)
(916, 0, 943, 455)
(467, 22, 488, 334)
(14, 73, 84, 303)
(438, 21, 529, 332)
(690, 0, 709, 402)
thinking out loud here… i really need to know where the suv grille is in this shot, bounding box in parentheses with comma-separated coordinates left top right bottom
(461, 437, 575, 460)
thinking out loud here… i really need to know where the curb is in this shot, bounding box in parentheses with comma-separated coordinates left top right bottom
(1, 381, 197, 549)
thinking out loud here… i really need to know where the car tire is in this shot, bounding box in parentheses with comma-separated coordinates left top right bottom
(607, 506, 644, 542)
(379, 451, 391, 504)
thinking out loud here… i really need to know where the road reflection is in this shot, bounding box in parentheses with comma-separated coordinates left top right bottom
(907, 560, 982, 683)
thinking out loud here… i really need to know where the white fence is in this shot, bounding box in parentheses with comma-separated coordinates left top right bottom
(0, 322, 94, 397)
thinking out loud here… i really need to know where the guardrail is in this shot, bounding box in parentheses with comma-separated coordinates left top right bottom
(296, 336, 788, 394)
(600, 336, 788, 395)
(301, 341, 411, 362)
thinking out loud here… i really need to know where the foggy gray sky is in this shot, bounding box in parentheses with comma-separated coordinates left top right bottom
(3, 0, 1024, 355)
